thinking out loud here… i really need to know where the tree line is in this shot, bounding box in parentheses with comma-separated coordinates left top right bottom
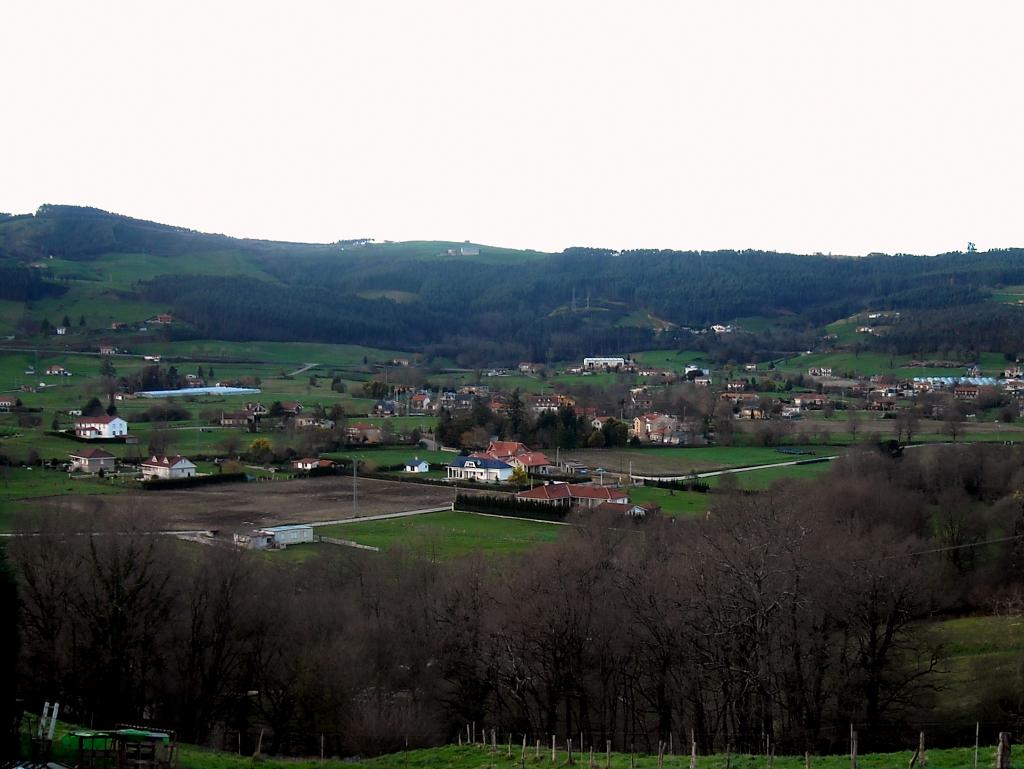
(7, 443, 1024, 758)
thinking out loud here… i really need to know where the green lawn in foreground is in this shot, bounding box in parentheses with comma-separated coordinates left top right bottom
(317, 511, 564, 558)
(178, 743, 987, 769)
(922, 614, 1024, 728)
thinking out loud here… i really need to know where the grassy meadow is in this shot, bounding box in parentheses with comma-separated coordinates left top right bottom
(317, 511, 565, 558)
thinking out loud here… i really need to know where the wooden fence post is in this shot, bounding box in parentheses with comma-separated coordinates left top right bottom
(690, 728, 697, 769)
(552, 735, 556, 763)
(974, 722, 979, 769)
(850, 729, 857, 769)
(997, 732, 1012, 769)
(918, 731, 926, 767)
(606, 739, 611, 769)
(805, 751, 812, 769)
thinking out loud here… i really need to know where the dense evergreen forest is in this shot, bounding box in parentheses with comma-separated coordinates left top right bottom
(4, 205, 1024, 362)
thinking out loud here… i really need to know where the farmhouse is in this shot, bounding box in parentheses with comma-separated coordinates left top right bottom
(291, 457, 335, 471)
(408, 392, 433, 414)
(45, 365, 69, 376)
(346, 423, 383, 443)
(0, 396, 18, 411)
(954, 384, 979, 400)
(75, 415, 128, 439)
(793, 393, 829, 410)
(594, 501, 661, 518)
(515, 482, 629, 509)
(140, 454, 197, 480)
(220, 410, 253, 427)
(446, 455, 514, 483)
(99, 345, 116, 355)
(404, 457, 430, 473)
(583, 356, 627, 370)
(68, 448, 116, 474)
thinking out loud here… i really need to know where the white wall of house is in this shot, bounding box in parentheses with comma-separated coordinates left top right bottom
(75, 417, 128, 438)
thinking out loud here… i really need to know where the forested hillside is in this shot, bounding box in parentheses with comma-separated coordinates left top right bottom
(4, 206, 1024, 363)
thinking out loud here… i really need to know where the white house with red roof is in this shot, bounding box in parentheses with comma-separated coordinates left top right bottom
(75, 415, 128, 439)
(516, 482, 628, 509)
(291, 457, 335, 471)
(141, 454, 197, 480)
(471, 440, 553, 475)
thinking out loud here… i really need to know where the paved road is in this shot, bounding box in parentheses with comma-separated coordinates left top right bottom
(630, 455, 839, 482)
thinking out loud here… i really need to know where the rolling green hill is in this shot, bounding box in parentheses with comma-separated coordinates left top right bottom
(6, 205, 1024, 366)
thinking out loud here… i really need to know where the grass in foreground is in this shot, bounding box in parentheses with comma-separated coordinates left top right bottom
(317, 511, 564, 557)
(177, 743, 987, 769)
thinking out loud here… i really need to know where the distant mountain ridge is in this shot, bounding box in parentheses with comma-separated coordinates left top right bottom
(3, 204, 1024, 364)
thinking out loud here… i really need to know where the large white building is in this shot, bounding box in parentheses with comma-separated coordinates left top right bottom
(583, 356, 627, 369)
(74, 415, 128, 439)
(140, 454, 197, 480)
(446, 455, 514, 483)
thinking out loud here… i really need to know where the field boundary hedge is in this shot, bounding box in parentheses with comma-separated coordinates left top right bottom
(141, 472, 247, 490)
(455, 493, 567, 522)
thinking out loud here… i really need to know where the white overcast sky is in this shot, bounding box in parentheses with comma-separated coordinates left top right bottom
(1, 1, 1022, 254)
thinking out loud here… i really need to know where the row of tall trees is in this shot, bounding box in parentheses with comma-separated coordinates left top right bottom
(9, 444, 1024, 757)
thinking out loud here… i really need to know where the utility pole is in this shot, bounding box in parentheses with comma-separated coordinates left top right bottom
(352, 457, 358, 517)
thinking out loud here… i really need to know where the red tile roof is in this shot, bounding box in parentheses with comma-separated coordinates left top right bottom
(141, 454, 192, 468)
(75, 415, 121, 425)
(69, 448, 115, 459)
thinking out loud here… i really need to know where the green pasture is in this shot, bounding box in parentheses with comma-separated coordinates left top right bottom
(0, 466, 127, 530)
(568, 445, 837, 476)
(317, 511, 564, 558)
(627, 485, 712, 517)
(147, 340, 411, 366)
(704, 460, 835, 489)
(630, 349, 712, 371)
(773, 350, 1007, 379)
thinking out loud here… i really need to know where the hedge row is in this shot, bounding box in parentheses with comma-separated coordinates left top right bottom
(455, 493, 567, 522)
(642, 478, 710, 492)
(141, 472, 247, 491)
(44, 430, 128, 444)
